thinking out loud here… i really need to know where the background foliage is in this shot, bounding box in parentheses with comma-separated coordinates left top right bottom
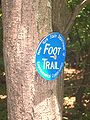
(63, 1, 90, 120)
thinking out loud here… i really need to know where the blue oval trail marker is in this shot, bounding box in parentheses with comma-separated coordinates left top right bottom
(35, 32, 66, 80)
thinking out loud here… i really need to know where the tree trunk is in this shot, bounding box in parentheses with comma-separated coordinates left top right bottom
(2, 0, 69, 120)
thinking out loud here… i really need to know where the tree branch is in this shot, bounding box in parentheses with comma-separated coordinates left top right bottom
(63, 0, 90, 36)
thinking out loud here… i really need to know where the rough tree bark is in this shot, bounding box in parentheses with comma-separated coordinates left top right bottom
(2, 0, 89, 120)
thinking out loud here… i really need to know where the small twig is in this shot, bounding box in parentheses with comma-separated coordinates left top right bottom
(63, 0, 90, 36)
(64, 84, 90, 90)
